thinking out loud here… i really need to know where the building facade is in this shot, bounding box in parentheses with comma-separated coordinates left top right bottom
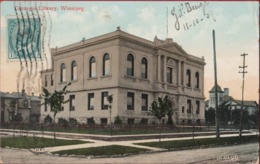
(41, 27, 206, 125)
(0, 90, 41, 124)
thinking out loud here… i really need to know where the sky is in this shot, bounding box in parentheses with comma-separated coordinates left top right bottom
(0, 1, 259, 102)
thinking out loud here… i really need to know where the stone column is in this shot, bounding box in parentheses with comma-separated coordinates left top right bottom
(164, 56, 167, 83)
(178, 60, 181, 85)
(182, 61, 186, 86)
(157, 55, 161, 82)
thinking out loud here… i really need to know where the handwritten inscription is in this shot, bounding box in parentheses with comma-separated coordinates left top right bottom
(171, 2, 216, 31)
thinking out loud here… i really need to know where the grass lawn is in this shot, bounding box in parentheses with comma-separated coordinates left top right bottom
(1, 136, 89, 149)
(53, 145, 148, 156)
(136, 135, 258, 150)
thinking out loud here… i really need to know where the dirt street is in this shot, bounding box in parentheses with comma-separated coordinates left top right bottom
(0, 143, 258, 164)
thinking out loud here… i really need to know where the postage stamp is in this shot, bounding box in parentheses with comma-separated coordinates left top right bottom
(7, 17, 41, 60)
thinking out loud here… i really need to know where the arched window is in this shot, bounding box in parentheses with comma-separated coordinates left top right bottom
(195, 72, 199, 88)
(103, 53, 110, 76)
(127, 54, 134, 76)
(71, 61, 77, 81)
(89, 57, 96, 78)
(60, 63, 66, 82)
(186, 69, 191, 87)
(141, 57, 148, 79)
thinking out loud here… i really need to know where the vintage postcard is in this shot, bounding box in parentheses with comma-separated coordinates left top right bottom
(0, 1, 258, 163)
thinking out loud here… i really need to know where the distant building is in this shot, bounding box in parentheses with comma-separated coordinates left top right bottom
(40, 28, 206, 125)
(205, 85, 258, 115)
(223, 99, 258, 115)
(0, 90, 41, 124)
(206, 84, 229, 109)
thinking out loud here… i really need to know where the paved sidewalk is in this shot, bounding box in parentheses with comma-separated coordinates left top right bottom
(1, 129, 258, 154)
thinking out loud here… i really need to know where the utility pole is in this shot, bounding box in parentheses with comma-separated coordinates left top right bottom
(239, 53, 248, 138)
(212, 30, 220, 138)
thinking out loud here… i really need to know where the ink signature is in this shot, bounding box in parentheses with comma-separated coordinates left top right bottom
(171, 1, 216, 31)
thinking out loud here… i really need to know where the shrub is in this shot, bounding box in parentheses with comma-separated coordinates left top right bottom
(69, 118, 78, 124)
(58, 118, 68, 126)
(87, 117, 95, 125)
(13, 114, 23, 122)
(44, 115, 53, 124)
(140, 118, 148, 124)
(114, 116, 122, 124)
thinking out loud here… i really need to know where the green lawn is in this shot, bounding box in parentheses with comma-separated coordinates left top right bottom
(53, 145, 148, 156)
(1, 136, 89, 149)
(136, 135, 258, 150)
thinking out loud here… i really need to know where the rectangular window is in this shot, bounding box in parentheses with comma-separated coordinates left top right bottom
(101, 92, 108, 109)
(60, 96, 64, 111)
(127, 118, 135, 125)
(87, 117, 95, 124)
(69, 95, 75, 111)
(182, 106, 185, 113)
(45, 75, 48, 87)
(196, 101, 200, 114)
(101, 118, 108, 124)
(140, 118, 148, 124)
(50, 103, 54, 112)
(141, 94, 148, 111)
(187, 99, 191, 113)
(44, 99, 47, 112)
(127, 92, 134, 110)
(88, 93, 94, 110)
(219, 96, 223, 102)
(51, 74, 54, 86)
(167, 67, 173, 83)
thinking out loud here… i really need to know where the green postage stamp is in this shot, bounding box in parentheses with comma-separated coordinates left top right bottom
(8, 17, 41, 60)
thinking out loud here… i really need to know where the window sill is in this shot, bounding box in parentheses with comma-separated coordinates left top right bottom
(100, 75, 112, 79)
(186, 86, 192, 90)
(194, 88, 201, 91)
(70, 79, 78, 83)
(87, 77, 98, 80)
(138, 78, 150, 82)
(59, 82, 67, 85)
(167, 83, 178, 87)
(124, 75, 136, 80)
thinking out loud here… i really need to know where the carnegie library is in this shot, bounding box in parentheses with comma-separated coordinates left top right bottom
(40, 27, 206, 125)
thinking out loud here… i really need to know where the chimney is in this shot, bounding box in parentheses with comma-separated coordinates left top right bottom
(224, 88, 229, 96)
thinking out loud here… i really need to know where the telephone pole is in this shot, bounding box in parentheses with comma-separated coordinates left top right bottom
(238, 53, 248, 138)
(212, 30, 220, 138)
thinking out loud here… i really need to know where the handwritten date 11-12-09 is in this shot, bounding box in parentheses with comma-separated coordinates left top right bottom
(171, 2, 216, 31)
